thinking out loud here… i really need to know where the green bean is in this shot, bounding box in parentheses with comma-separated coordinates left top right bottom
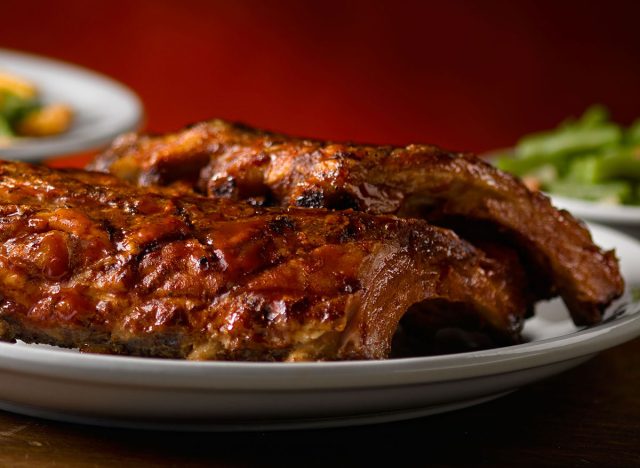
(627, 119, 640, 145)
(495, 152, 561, 176)
(0, 115, 14, 136)
(0, 91, 40, 124)
(493, 106, 640, 205)
(565, 156, 599, 184)
(596, 148, 640, 181)
(576, 104, 610, 128)
(562, 148, 640, 183)
(516, 124, 622, 160)
(546, 180, 633, 204)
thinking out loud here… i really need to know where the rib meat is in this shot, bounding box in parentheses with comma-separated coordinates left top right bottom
(90, 120, 624, 326)
(0, 161, 527, 360)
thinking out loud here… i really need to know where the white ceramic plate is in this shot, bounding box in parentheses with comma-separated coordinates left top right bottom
(0, 48, 142, 161)
(0, 223, 638, 431)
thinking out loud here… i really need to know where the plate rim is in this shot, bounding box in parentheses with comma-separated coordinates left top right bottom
(0, 310, 638, 391)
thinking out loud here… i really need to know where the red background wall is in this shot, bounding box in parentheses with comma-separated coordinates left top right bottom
(2, 0, 640, 153)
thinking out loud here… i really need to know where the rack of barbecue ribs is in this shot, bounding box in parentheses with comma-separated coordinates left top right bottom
(0, 161, 532, 360)
(89, 119, 624, 328)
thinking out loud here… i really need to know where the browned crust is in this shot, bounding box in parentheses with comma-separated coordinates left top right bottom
(0, 161, 526, 360)
(89, 120, 624, 325)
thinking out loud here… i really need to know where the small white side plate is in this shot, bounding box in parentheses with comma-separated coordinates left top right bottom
(0, 223, 638, 431)
(0, 48, 142, 161)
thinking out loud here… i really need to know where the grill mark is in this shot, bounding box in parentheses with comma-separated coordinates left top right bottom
(210, 176, 237, 198)
(174, 201, 195, 230)
(295, 189, 325, 208)
(267, 215, 296, 234)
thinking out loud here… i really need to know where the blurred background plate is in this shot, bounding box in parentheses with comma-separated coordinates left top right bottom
(0, 48, 142, 161)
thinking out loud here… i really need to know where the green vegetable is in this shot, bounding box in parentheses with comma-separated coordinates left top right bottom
(596, 148, 640, 181)
(0, 91, 41, 131)
(575, 104, 609, 128)
(546, 180, 634, 204)
(495, 105, 640, 206)
(0, 115, 13, 136)
(627, 119, 640, 145)
(515, 124, 622, 160)
(495, 152, 561, 177)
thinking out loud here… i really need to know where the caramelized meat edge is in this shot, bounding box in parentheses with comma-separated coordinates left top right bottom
(89, 120, 624, 325)
(0, 161, 526, 360)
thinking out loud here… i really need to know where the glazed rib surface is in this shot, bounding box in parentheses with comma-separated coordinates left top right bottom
(0, 161, 526, 360)
(90, 120, 624, 325)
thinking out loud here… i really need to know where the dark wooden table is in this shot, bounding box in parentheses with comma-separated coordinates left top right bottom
(1, 338, 638, 467)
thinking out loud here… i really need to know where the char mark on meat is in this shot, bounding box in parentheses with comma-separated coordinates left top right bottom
(89, 120, 624, 326)
(0, 161, 528, 360)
